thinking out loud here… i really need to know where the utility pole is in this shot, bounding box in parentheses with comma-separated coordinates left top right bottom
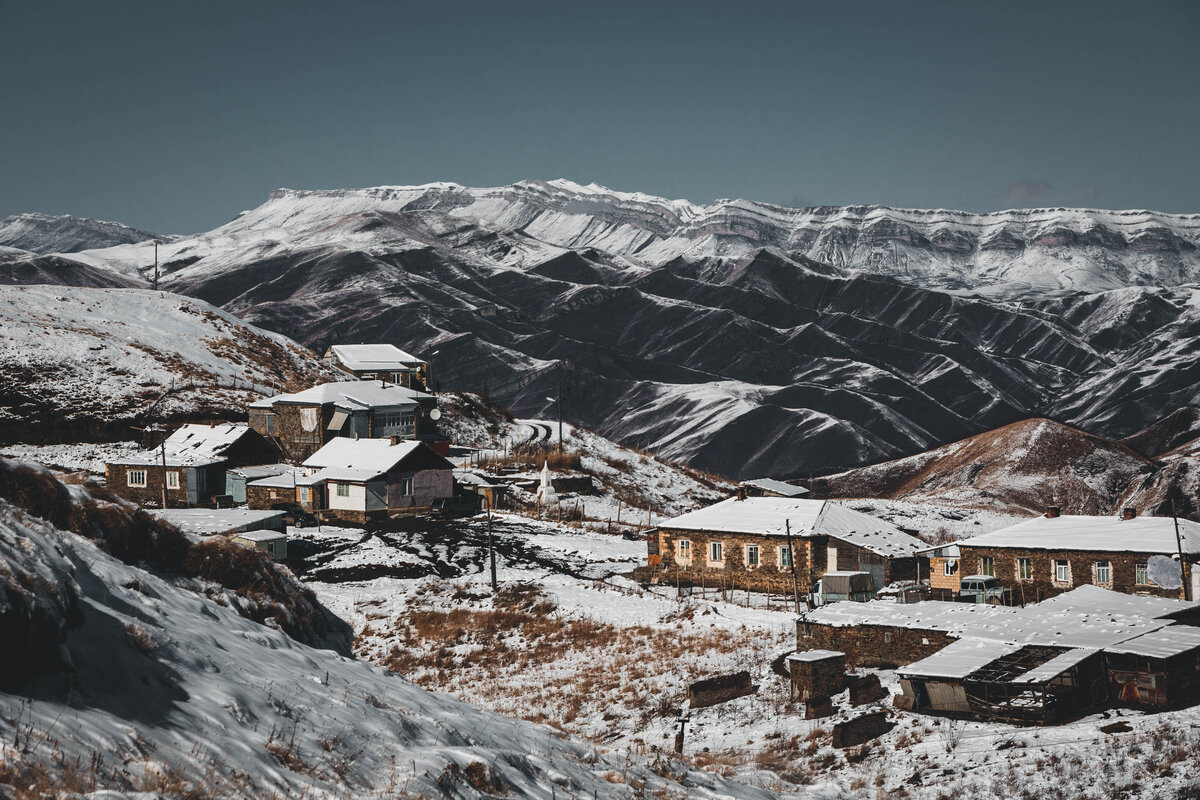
(785, 519, 802, 613)
(488, 497, 498, 590)
(153, 241, 159, 291)
(159, 435, 168, 510)
(556, 379, 563, 456)
(1173, 499, 1190, 601)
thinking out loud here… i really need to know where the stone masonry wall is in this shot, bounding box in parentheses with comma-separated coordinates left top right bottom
(655, 527, 820, 593)
(105, 463, 191, 508)
(796, 621, 955, 669)
(959, 545, 1193, 602)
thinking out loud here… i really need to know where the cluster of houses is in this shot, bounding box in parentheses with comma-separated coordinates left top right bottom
(104, 344, 465, 551)
(644, 482, 1200, 726)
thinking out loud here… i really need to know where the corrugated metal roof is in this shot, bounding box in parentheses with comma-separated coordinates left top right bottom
(954, 514, 1200, 556)
(329, 344, 425, 371)
(899, 638, 1024, 680)
(251, 381, 429, 409)
(1011, 648, 1098, 684)
(741, 478, 809, 497)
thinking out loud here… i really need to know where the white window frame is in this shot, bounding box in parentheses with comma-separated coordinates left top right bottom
(400, 477, 414, 496)
(677, 539, 691, 560)
(1135, 562, 1149, 586)
(1054, 559, 1071, 584)
(336, 483, 350, 498)
(709, 541, 724, 565)
(980, 556, 995, 577)
(1094, 560, 1112, 586)
(1017, 558, 1032, 581)
(778, 546, 792, 568)
(943, 558, 957, 576)
(127, 469, 147, 488)
(745, 544, 760, 567)
(165, 471, 180, 490)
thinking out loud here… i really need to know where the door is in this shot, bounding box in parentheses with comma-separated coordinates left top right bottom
(1191, 568, 1200, 603)
(827, 546, 838, 572)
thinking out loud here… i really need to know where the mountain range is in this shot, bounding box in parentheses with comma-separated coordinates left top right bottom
(2, 180, 1199, 478)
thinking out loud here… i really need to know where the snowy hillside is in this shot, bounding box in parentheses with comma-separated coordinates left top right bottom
(4, 181, 1199, 477)
(0, 211, 160, 254)
(0, 285, 341, 443)
(0, 463, 777, 800)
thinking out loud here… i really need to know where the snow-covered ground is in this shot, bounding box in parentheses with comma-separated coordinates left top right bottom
(0, 440, 141, 476)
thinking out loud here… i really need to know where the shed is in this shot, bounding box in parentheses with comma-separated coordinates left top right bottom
(231, 529, 288, 560)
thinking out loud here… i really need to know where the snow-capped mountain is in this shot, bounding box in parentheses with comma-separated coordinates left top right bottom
(5, 180, 1200, 478)
(0, 211, 161, 254)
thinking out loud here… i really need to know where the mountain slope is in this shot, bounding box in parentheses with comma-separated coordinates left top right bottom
(0, 212, 160, 254)
(0, 285, 341, 443)
(824, 418, 1154, 515)
(0, 462, 774, 800)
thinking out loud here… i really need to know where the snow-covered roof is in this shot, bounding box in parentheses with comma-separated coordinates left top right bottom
(116, 423, 257, 466)
(786, 649, 844, 663)
(659, 497, 922, 557)
(246, 470, 303, 488)
(1010, 648, 1098, 684)
(806, 585, 1200, 664)
(327, 344, 426, 371)
(150, 508, 286, 535)
(955, 514, 1200, 556)
(251, 380, 429, 410)
(741, 478, 809, 497)
(303, 438, 433, 475)
(1104, 626, 1200, 659)
(227, 463, 293, 479)
(899, 638, 1024, 680)
(309, 467, 387, 483)
(232, 529, 287, 543)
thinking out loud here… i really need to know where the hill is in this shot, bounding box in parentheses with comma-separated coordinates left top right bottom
(0, 284, 341, 443)
(0, 211, 160, 254)
(824, 418, 1154, 515)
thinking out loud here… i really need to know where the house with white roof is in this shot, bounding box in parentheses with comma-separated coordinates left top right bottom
(323, 344, 427, 388)
(647, 495, 925, 594)
(247, 438, 454, 522)
(106, 423, 279, 508)
(248, 380, 440, 461)
(949, 508, 1200, 602)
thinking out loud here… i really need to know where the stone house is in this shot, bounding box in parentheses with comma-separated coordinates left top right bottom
(951, 509, 1200, 602)
(253, 438, 454, 522)
(646, 495, 925, 594)
(323, 344, 427, 389)
(248, 381, 441, 462)
(106, 423, 279, 508)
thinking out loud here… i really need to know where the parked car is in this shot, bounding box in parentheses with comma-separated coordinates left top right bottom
(269, 502, 318, 528)
(958, 575, 1006, 604)
(429, 495, 483, 519)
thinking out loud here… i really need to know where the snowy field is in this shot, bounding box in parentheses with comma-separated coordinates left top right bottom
(293, 511, 1200, 799)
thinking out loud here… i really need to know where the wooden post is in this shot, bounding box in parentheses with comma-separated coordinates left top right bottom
(785, 519, 802, 614)
(1173, 499, 1190, 601)
(616, 499, 622, 527)
(488, 498, 498, 590)
(159, 437, 168, 510)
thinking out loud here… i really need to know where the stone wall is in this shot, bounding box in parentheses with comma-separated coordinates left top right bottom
(796, 621, 955, 669)
(105, 463, 191, 508)
(959, 545, 1193, 601)
(788, 653, 845, 701)
(654, 527, 820, 594)
(247, 483, 296, 510)
(688, 671, 755, 708)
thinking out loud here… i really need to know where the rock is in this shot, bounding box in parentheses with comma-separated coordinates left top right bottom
(832, 711, 891, 749)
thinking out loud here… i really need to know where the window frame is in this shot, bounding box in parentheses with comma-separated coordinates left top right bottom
(1094, 560, 1112, 586)
(127, 469, 147, 488)
(745, 544, 760, 567)
(778, 546, 792, 568)
(709, 541, 724, 564)
(1017, 558, 1032, 581)
(943, 558, 958, 577)
(1054, 559, 1071, 584)
(980, 556, 995, 577)
(165, 470, 180, 490)
(677, 539, 691, 560)
(1135, 562, 1149, 586)
(335, 482, 351, 498)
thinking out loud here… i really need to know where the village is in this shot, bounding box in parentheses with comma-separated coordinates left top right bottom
(60, 336, 1200, 770)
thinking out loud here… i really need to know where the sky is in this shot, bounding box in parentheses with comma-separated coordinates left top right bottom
(1, 0, 1197, 234)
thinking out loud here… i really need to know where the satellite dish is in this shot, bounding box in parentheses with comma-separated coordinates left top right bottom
(1148, 554, 1183, 590)
(429, 408, 442, 420)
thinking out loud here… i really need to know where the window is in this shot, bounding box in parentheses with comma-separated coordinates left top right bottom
(1136, 562, 1149, 586)
(362, 373, 377, 380)
(1054, 559, 1070, 583)
(127, 469, 147, 487)
(677, 539, 691, 559)
(1017, 558, 1032, 581)
(265, 412, 275, 434)
(745, 544, 760, 567)
(779, 546, 793, 568)
(400, 477, 414, 496)
(1095, 560, 1112, 585)
(943, 559, 958, 576)
(375, 410, 416, 436)
(270, 489, 279, 500)
(166, 471, 180, 490)
(883, 631, 892, 644)
(709, 541, 724, 563)
(336, 483, 350, 498)
(980, 556, 995, 577)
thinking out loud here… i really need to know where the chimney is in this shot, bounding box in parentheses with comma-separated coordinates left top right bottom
(390, 435, 402, 446)
(1046, 505, 1061, 519)
(1122, 507, 1138, 520)
(736, 487, 745, 501)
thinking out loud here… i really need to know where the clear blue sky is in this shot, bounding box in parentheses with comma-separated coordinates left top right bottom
(1, 0, 1197, 234)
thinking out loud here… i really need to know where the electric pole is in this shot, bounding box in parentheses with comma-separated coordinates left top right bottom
(488, 497, 498, 590)
(153, 241, 159, 291)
